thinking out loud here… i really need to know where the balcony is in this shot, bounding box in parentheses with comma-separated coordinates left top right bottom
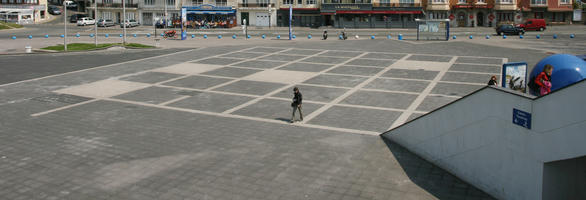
(321, 0, 371, 4)
(494, 0, 516, 10)
(238, 3, 275, 8)
(373, 3, 421, 7)
(97, 3, 139, 8)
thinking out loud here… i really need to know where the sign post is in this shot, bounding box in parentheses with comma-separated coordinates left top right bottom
(181, 8, 186, 40)
(288, 5, 292, 40)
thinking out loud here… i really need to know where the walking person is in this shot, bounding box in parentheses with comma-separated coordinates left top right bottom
(290, 87, 303, 123)
(535, 64, 553, 96)
(487, 75, 498, 86)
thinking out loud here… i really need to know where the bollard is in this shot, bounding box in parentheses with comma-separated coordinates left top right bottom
(486, 35, 490, 39)
(503, 35, 507, 39)
(133, 34, 137, 37)
(452, 35, 457, 40)
(520, 35, 524, 39)
(146, 33, 151, 37)
(469, 35, 473, 39)
(25, 46, 32, 53)
(232, 34, 236, 39)
(247, 35, 251, 39)
(398, 34, 403, 40)
(536, 35, 541, 39)
(262, 34, 266, 39)
(308, 34, 312, 39)
(105, 34, 109, 38)
(119, 34, 123, 37)
(45, 34, 49, 38)
(191, 34, 195, 38)
(11, 36, 16, 39)
(60, 34, 65, 38)
(90, 34, 94, 37)
(387, 35, 391, 39)
(277, 35, 281, 39)
(203, 34, 208, 39)
(355, 35, 359, 39)
(553, 34, 558, 39)
(570, 34, 575, 38)
(28, 35, 32, 39)
(218, 35, 222, 39)
(75, 33, 80, 37)
(371, 35, 375, 40)
(160, 33, 164, 37)
(292, 34, 296, 39)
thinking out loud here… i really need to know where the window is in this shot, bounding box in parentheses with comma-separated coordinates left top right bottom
(166, 0, 175, 6)
(477, 0, 485, 3)
(102, 12, 112, 20)
(283, 0, 292, 4)
(500, 0, 512, 3)
(399, 0, 413, 3)
(144, 0, 154, 5)
(380, 0, 390, 3)
(560, 0, 569, 3)
(297, 0, 302, 4)
(530, 0, 545, 4)
(216, 0, 226, 6)
(306, 0, 315, 4)
(192, 0, 202, 5)
(125, 12, 135, 20)
(104, 0, 113, 4)
(458, 0, 466, 3)
(430, 0, 445, 3)
(241, 0, 248, 6)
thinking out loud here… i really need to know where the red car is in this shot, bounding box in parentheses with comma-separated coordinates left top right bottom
(516, 19, 547, 31)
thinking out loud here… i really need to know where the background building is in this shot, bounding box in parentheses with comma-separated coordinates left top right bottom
(0, 0, 48, 24)
(238, 0, 276, 27)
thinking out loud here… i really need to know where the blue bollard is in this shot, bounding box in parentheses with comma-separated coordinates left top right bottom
(469, 35, 473, 39)
(105, 34, 109, 37)
(232, 34, 236, 39)
(520, 34, 524, 39)
(76, 33, 80, 37)
(486, 35, 490, 39)
(308, 34, 312, 39)
(262, 34, 266, 39)
(398, 34, 403, 40)
(146, 33, 151, 37)
(292, 34, 296, 39)
(277, 35, 281, 39)
(90, 34, 94, 38)
(371, 35, 375, 39)
(553, 34, 558, 39)
(119, 34, 123, 37)
(133, 34, 137, 37)
(28, 35, 32, 39)
(218, 35, 222, 39)
(247, 34, 251, 39)
(536, 35, 541, 39)
(570, 34, 575, 38)
(60, 34, 65, 38)
(160, 33, 164, 37)
(503, 35, 507, 39)
(452, 35, 457, 40)
(11, 36, 16, 40)
(45, 34, 49, 38)
(387, 35, 391, 39)
(203, 34, 208, 39)
(191, 34, 195, 38)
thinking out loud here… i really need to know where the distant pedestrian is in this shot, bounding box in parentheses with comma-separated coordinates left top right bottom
(290, 87, 303, 123)
(487, 75, 498, 86)
(322, 30, 328, 40)
(535, 64, 553, 96)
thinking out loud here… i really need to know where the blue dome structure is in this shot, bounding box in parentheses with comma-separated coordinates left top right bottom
(530, 54, 586, 93)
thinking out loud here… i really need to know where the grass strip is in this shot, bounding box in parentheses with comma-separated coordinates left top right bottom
(41, 43, 154, 51)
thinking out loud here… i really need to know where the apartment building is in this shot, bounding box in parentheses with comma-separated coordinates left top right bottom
(277, 0, 320, 27)
(238, 0, 275, 26)
(0, 0, 48, 24)
(318, 0, 424, 28)
(87, 0, 139, 23)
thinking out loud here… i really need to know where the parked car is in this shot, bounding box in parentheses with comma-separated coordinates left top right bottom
(48, 5, 61, 15)
(496, 24, 525, 36)
(64, 0, 77, 9)
(97, 19, 115, 27)
(69, 14, 87, 23)
(516, 19, 547, 32)
(120, 19, 139, 28)
(76, 17, 95, 26)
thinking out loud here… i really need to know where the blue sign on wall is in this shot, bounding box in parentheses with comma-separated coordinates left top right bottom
(513, 108, 531, 129)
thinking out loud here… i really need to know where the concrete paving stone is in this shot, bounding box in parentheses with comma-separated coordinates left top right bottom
(406, 113, 425, 122)
(307, 105, 401, 132)
(364, 78, 430, 93)
(449, 64, 501, 74)
(455, 57, 503, 65)
(247, 47, 287, 53)
(281, 49, 324, 55)
(303, 74, 368, 88)
(201, 67, 262, 78)
(416, 95, 460, 112)
(54, 79, 151, 99)
(320, 51, 363, 58)
(346, 59, 394, 67)
(441, 72, 498, 84)
(277, 63, 334, 72)
(232, 60, 288, 69)
(259, 55, 308, 62)
(272, 85, 349, 103)
(161, 75, 234, 90)
(341, 90, 417, 110)
(243, 70, 317, 84)
(382, 68, 439, 80)
(213, 80, 287, 96)
(193, 57, 244, 65)
(300, 56, 350, 64)
(222, 52, 266, 59)
(231, 99, 322, 121)
(151, 63, 223, 75)
(120, 72, 184, 84)
(112, 86, 188, 104)
(361, 53, 407, 60)
(326, 65, 384, 76)
(31, 93, 93, 105)
(407, 55, 453, 62)
(431, 82, 484, 96)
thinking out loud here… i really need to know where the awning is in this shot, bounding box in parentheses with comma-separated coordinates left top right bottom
(336, 10, 422, 14)
(186, 10, 236, 14)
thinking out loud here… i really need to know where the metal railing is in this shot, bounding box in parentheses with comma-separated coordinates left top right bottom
(238, 3, 274, 7)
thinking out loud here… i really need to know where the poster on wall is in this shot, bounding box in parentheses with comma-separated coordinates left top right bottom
(181, 8, 187, 40)
(502, 62, 528, 93)
(573, 10, 582, 21)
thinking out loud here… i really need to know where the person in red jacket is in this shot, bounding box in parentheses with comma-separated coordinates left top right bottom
(535, 64, 553, 96)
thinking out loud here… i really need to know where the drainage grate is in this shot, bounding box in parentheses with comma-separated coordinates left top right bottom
(32, 93, 93, 104)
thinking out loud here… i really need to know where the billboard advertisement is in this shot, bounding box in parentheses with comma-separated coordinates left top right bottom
(502, 62, 528, 93)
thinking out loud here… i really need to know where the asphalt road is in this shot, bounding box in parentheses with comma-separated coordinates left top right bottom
(0, 48, 189, 85)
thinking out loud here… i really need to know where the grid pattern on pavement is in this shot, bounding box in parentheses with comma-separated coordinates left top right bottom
(37, 47, 505, 135)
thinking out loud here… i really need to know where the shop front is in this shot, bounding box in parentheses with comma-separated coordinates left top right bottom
(0, 5, 46, 24)
(183, 4, 237, 29)
(277, 8, 320, 27)
(320, 3, 421, 28)
(451, 4, 493, 27)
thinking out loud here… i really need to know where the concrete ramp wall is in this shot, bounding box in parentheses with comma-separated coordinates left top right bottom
(381, 80, 586, 200)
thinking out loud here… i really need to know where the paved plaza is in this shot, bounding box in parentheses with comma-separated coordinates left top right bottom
(0, 39, 553, 200)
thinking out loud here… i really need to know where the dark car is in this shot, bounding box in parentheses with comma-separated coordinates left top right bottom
(69, 14, 87, 23)
(496, 24, 525, 36)
(48, 5, 61, 15)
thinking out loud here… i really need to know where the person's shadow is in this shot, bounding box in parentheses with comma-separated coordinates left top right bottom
(274, 118, 290, 122)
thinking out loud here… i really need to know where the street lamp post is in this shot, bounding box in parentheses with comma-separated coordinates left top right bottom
(63, 1, 67, 51)
(122, 0, 126, 45)
(268, 4, 271, 29)
(94, 0, 98, 46)
(164, 0, 167, 28)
